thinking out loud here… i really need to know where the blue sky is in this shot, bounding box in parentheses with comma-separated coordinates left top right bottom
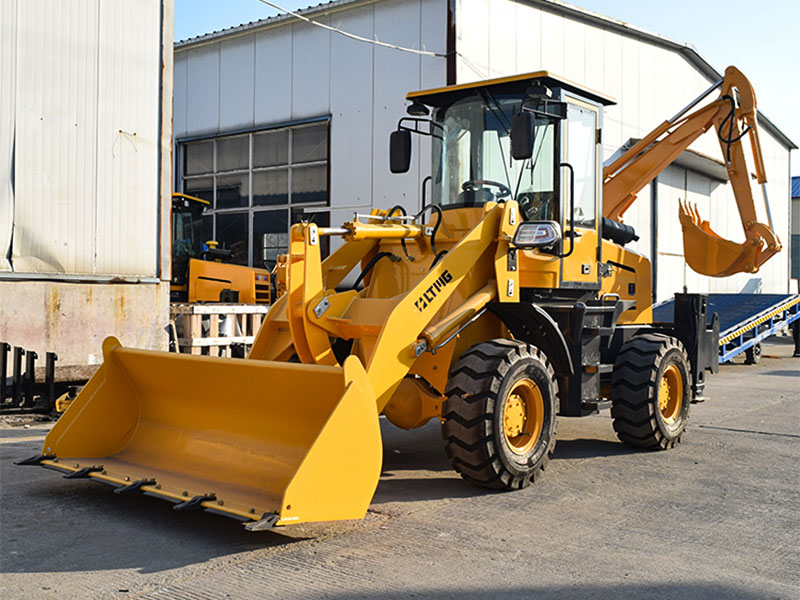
(175, 0, 799, 174)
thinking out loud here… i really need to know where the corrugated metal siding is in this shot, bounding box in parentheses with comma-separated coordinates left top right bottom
(8, 0, 161, 277)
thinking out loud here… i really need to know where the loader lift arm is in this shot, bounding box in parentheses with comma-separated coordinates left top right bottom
(602, 66, 781, 276)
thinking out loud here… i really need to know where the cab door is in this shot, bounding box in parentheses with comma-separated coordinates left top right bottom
(560, 99, 602, 287)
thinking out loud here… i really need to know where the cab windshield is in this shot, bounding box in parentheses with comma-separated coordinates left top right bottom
(431, 94, 557, 221)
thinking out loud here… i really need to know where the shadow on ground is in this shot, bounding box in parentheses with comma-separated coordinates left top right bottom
(320, 583, 779, 600)
(553, 437, 637, 460)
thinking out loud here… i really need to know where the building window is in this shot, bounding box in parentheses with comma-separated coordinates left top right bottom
(180, 120, 329, 268)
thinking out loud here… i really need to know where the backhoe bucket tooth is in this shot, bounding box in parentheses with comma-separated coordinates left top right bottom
(678, 201, 755, 277)
(39, 337, 382, 527)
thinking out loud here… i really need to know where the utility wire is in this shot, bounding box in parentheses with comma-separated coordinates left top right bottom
(256, 0, 448, 58)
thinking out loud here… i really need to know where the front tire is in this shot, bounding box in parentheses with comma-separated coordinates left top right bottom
(744, 342, 762, 365)
(442, 339, 558, 490)
(611, 333, 691, 450)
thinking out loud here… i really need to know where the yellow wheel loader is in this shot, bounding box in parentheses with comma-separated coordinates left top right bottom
(19, 67, 779, 530)
(171, 193, 271, 304)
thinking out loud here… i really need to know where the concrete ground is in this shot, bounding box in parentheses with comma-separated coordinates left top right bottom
(1, 338, 798, 600)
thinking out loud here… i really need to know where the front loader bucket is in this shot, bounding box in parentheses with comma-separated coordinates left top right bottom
(678, 201, 756, 277)
(33, 337, 382, 528)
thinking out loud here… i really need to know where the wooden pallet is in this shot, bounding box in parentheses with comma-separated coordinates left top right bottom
(170, 303, 270, 357)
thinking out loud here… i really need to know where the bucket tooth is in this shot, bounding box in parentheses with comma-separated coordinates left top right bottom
(245, 513, 280, 532)
(114, 478, 156, 495)
(64, 465, 104, 479)
(174, 493, 217, 512)
(15, 454, 55, 466)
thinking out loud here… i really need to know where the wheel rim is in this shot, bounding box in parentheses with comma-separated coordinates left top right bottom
(503, 378, 544, 454)
(658, 364, 683, 423)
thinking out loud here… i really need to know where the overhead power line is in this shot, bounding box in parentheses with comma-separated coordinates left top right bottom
(256, 0, 448, 58)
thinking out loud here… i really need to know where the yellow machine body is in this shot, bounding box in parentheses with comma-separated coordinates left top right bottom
(186, 258, 271, 304)
(34, 68, 777, 529)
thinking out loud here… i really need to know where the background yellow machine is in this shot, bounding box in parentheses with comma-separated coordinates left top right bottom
(171, 193, 271, 304)
(21, 67, 779, 530)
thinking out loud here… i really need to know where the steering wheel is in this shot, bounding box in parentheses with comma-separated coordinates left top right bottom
(461, 180, 512, 199)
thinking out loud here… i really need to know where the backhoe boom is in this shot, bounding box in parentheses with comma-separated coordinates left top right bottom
(602, 66, 780, 276)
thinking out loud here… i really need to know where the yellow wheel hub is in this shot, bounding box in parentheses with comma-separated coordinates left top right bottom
(658, 364, 683, 423)
(503, 378, 544, 454)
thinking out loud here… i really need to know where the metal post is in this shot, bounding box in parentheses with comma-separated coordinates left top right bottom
(12, 347, 24, 406)
(0, 342, 9, 403)
(45, 352, 57, 412)
(24, 350, 38, 408)
(792, 320, 800, 358)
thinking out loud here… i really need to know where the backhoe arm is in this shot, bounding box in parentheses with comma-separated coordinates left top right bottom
(602, 66, 780, 276)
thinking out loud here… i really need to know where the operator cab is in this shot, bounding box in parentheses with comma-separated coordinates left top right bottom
(391, 72, 614, 288)
(171, 193, 209, 290)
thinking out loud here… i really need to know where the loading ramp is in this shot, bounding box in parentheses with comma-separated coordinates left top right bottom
(654, 294, 800, 363)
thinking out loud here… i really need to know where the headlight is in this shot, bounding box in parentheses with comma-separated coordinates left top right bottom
(512, 221, 561, 249)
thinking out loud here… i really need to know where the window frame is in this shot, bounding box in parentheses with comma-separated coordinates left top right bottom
(177, 117, 331, 269)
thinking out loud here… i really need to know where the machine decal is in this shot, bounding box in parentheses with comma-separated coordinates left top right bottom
(414, 270, 454, 312)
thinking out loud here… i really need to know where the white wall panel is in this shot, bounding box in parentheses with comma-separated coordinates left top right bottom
(456, 0, 490, 81)
(94, 0, 161, 276)
(582, 24, 603, 93)
(539, 10, 565, 76)
(562, 17, 585, 82)
(254, 27, 292, 125)
(488, 0, 516, 77)
(186, 45, 220, 135)
(291, 19, 331, 120)
(220, 36, 256, 131)
(13, 0, 99, 274)
(514, 5, 541, 73)
(620, 37, 640, 134)
(0, 0, 17, 271)
(329, 4, 375, 208)
(419, 0, 447, 89)
(173, 55, 188, 138)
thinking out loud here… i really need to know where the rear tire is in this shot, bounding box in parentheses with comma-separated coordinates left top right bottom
(611, 333, 691, 450)
(442, 339, 558, 490)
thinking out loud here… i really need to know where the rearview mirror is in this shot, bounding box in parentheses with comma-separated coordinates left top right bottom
(389, 130, 412, 173)
(511, 112, 533, 160)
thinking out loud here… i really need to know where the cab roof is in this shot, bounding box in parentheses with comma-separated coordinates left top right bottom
(407, 70, 616, 108)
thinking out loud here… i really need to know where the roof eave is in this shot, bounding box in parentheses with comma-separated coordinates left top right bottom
(174, 0, 376, 50)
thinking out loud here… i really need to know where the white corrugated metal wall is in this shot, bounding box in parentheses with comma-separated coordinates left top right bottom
(455, 0, 792, 299)
(2, 0, 162, 277)
(173, 0, 446, 233)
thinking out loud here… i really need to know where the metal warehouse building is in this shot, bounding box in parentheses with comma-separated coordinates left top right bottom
(174, 0, 795, 301)
(1, 1, 173, 369)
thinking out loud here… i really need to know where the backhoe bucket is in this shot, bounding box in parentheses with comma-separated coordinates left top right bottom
(35, 337, 382, 528)
(679, 201, 756, 277)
